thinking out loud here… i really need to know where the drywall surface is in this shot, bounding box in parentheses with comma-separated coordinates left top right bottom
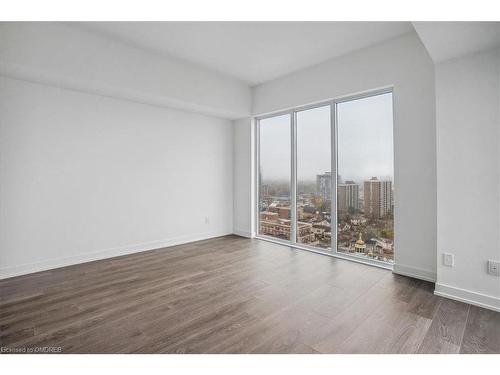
(435, 48, 500, 310)
(246, 32, 437, 281)
(0, 22, 251, 119)
(233, 117, 254, 238)
(0, 77, 234, 278)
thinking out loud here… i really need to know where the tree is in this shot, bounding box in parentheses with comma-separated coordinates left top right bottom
(312, 196, 324, 211)
(380, 230, 394, 240)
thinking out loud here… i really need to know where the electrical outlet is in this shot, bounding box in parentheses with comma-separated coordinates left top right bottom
(205, 216, 210, 225)
(443, 253, 454, 267)
(487, 260, 500, 276)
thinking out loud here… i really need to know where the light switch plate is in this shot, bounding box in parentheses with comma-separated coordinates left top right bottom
(443, 253, 454, 267)
(487, 260, 500, 276)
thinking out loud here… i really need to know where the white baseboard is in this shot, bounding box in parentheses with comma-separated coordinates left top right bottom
(0, 230, 232, 280)
(393, 263, 437, 282)
(434, 283, 500, 313)
(232, 229, 252, 238)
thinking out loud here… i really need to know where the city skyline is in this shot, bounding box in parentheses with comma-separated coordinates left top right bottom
(259, 179, 394, 262)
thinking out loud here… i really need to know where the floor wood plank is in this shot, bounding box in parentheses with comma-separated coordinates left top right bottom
(460, 305, 500, 354)
(417, 299, 470, 354)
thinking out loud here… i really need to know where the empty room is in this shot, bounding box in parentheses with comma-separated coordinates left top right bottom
(1, 3, 500, 368)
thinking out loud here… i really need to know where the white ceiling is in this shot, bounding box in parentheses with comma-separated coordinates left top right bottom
(75, 22, 413, 86)
(412, 22, 500, 63)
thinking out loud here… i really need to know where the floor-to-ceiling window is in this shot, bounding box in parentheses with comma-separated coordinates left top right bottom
(257, 114, 292, 241)
(256, 90, 394, 265)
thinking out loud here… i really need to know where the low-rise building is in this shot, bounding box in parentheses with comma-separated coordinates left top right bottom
(260, 212, 316, 244)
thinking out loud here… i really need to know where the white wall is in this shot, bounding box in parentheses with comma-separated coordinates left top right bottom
(234, 32, 438, 281)
(434, 48, 500, 311)
(0, 22, 251, 119)
(233, 118, 254, 237)
(0, 77, 234, 279)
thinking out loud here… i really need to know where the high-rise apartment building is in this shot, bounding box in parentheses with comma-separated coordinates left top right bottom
(338, 181, 359, 213)
(316, 172, 332, 201)
(363, 177, 393, 218)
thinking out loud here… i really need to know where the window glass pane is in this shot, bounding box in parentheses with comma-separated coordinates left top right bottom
(296, 106, 331, 249)
(258, 114, 291, 241)
(336, 92, 394, 263)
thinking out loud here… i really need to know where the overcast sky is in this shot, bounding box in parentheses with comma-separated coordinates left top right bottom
(259, 92, 393, 183)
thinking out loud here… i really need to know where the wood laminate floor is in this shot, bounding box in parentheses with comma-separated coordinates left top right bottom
(1, 235, 499, 354)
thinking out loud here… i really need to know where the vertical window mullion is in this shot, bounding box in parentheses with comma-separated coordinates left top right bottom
(331, 101, 338, 252)
(290, 111, 297, 244)
(255, 119, 260, 239)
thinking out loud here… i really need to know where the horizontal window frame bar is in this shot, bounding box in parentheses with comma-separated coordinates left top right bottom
(254, 85, 394, 120)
